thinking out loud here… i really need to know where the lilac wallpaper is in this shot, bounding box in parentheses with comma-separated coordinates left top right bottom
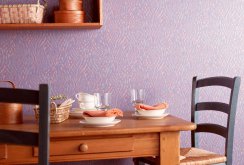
(0, 0, 244, 165)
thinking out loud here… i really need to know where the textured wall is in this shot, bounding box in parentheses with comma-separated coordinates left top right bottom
(0, 0, 244, 165)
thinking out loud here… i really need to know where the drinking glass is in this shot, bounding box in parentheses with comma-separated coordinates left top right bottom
(131, 89, 145, 106)
(94, 93, 111, 110)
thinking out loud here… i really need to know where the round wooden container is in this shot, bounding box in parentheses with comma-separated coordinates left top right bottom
(0, 81, 23, 124)
(0, 103, 23, 124)
(59, 0, 83, 11)
(55, 11, 85, 23)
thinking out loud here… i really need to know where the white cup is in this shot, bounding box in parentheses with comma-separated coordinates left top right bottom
(75, 92, 96, 109)
(78, 102, 96, 109)
(75, 93, 95, 102)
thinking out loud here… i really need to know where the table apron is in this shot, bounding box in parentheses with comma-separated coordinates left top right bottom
(0, 133, 162, 164)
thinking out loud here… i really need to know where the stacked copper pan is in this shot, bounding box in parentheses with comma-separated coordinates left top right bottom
(55, 0, 85, 23)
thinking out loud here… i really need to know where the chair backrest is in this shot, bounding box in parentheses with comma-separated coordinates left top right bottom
(0, 84, 50, 165)
(191, 76, 241, 165)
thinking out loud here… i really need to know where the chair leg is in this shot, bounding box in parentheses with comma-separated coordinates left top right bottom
(133, 158, 140, 165)
(133, 158, 146, 165)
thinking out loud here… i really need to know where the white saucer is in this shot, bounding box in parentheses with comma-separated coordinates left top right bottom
(132, 112, 169, 119)
(79, 119, 121, 127)
(72, 107, 97, 111)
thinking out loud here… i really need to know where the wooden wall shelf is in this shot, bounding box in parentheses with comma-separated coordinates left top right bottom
(0, 0, 103, 30)
(0, 23, 102, 30)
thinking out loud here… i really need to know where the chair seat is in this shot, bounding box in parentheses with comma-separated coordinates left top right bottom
(180, 148, 227, 165)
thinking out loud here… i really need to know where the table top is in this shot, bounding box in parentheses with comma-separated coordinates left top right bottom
(0, 112, 196, 138)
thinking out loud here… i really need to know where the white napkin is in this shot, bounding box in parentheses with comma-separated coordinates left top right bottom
(59, 98, 75, 107)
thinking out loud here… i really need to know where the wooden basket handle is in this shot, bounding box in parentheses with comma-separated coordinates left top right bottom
(51, 102, 58, 114)
(0, 80, 16, 89)
(37, 0, 48, 8)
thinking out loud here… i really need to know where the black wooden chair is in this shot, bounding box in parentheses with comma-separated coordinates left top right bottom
(133, 76, 241, 165)
(0, 84, 50, 165)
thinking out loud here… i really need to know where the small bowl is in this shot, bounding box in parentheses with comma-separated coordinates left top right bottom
(137, 109, 166, 116)
(83, 116, 116, 124)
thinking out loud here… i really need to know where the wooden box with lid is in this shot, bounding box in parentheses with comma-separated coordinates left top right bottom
(55, 0, 85, 23)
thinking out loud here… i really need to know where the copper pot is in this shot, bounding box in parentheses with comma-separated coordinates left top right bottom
(0, 81, 23, 124)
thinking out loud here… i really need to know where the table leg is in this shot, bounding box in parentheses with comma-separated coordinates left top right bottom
(157, 132, 180, 165)
(0, 144, 7, 159)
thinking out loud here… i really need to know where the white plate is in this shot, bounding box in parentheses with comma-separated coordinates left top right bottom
(79, 119, 121, 127)
(132, 112, 169, 119)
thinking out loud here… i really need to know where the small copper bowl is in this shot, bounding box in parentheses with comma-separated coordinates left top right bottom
(55, 11, 85, 23)
(59, 0, 83, 11)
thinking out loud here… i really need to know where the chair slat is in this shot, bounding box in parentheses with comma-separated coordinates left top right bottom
(0, 88, 39, 105)
(196, 77, 233, 89)
(195, 123, 227, 138)
(0, 130, 38, 146)
(196, 102, 229, 114)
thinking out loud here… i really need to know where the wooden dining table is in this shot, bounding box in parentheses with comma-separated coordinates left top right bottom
(0, 111, 196, 165)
